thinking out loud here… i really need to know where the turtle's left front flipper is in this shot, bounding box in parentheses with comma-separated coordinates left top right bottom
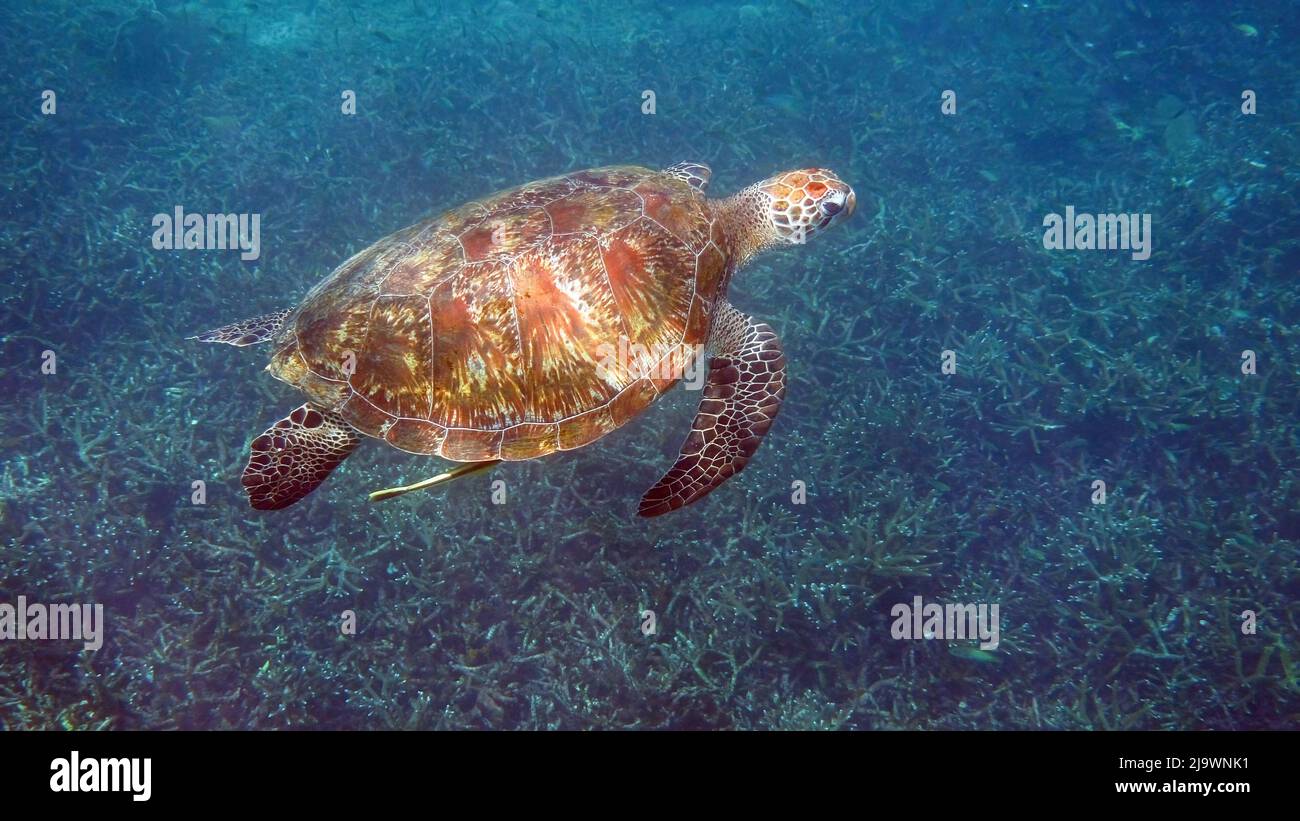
(639, 302, 786, 517)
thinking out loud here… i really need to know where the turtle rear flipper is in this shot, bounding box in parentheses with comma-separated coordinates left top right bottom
(638, 302, 786, 517)
(189, 309, 291, 346)
(242, 404, 360, 510)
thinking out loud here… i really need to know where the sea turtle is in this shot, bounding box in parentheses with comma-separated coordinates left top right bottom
(192, 163, 855, 516)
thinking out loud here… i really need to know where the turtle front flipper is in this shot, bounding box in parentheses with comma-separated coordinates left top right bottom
(662, 162, 712, 193)
(242, 403, 360, 510)
(189, 309, 291, 346)
(638, 302, 786, 517)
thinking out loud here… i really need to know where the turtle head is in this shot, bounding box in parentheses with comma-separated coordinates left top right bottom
(723, 168, 855, 266)
(758, 168, 855, 245)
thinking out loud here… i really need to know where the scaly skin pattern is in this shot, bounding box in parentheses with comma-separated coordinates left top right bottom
(637, 303, 787, 517)
(242, 404, 361, 510)
(268, 166, 732, 462)
(724, 168, 857, 266)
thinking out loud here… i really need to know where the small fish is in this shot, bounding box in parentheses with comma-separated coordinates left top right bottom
(201, 115, 244, 138)
(948, 645, 1001, 664)
(1233, 23, 1259, 37)
(763, 93, 806, 117)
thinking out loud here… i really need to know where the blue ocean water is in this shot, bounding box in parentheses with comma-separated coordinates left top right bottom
(0, 0, 1297, 729)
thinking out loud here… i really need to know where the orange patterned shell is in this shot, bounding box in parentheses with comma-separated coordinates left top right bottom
(267, 166, 731, 462)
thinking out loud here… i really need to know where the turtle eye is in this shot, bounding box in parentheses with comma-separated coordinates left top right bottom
(821, 200, 842, 217)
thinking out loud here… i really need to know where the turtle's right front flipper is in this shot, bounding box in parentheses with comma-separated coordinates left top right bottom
(242, 404, 360, 510)
(638, 302, 787, 517)
(189, 309, 291, 346)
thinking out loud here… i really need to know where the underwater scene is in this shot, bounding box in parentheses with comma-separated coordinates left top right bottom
(1, 0, 1297, 731)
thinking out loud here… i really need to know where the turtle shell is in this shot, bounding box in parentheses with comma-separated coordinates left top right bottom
(268, 166, 732, 461)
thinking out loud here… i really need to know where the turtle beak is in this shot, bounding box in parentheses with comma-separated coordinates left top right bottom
(822, 185, 854, 222)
